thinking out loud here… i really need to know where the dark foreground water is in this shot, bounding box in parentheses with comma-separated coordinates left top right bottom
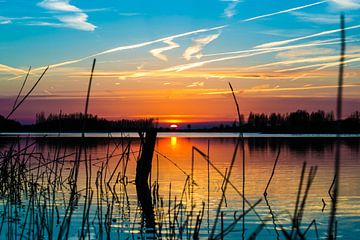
(0, 134, 359, 239)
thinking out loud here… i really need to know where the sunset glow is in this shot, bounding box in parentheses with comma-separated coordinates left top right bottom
(0, 1, 360, 123)
(1, 1, 360, 239)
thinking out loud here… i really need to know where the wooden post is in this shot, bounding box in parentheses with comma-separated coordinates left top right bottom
(136, 128, 157, 231)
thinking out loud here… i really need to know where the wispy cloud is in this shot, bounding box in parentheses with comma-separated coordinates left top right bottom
(183, 33, 220, 60)
(0, 19, 11, 24)
(0, 64, 27, 75)
(278, 56, 360, 73)
(291, 12, 353, 24)
(150, 39, 180, 61)
(221, 0, 241, 18)
(330, 0, 360, 10)
(186, 81, 205, 87)
(37, 0, 96, 31)
(248, 55, 348, 70)
(242, 0, 328, 22)
(255, 24, 360, 48)
(276, 47, 336, 60)
(118, 12, 141, 17)
(56, 13, 95, 31)
(38, 0, 81, 12)
(201, 84, 360, 95)
(113, 39, 347, 81)
(162, 39, 347, 72)
(0, 15, 43, 25)
(4, 25, 225, 79)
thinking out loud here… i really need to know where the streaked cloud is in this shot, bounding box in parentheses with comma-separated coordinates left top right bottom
(202, 84, 360, 95)
(330, 0, 360, 10)
(56, 13, 95, 31)
(161, 39, 347, 73)
(279, 56, 360, 73)
(255, 24, 360, 49)
(0, 20, 11, 24)
(0, 64, 27, 75)
(248, 54, 355, 70)
(0, 15, 44, 25)
(186, 81, 205, 88)
(221, 0, 241, 18)
(276, 47, 336, 60)
(15, 25, 225, 76)
(292, 12, 353, 24)
(110, 38, 350, 81)
(183, 33, 220, 60)
(150, 39, 180, 61)
(118, 12, 141, 17)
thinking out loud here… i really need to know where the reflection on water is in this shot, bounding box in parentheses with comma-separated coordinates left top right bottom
(0, 135, 359, 239)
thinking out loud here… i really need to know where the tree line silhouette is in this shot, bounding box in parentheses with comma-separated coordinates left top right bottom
(0, 110, 359, 133)
(1, 112, 154, 132)
(211, 110, 360, 133)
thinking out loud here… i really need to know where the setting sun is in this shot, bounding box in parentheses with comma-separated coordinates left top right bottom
(170, 124, 179, 129)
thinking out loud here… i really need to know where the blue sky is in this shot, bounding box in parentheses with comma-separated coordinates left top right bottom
(1, 0, 360, 122)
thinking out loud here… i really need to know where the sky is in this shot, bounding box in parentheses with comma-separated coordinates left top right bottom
(1, 0, 360, 124)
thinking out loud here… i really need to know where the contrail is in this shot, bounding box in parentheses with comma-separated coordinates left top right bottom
(0, 63, 27, 75)
(291, 56, 360, 80)
(201, 39, 340, 58)
(255, 24, 360, 49)
(242, 0, 328, 22)
(117, 39, 354, 79)
(88, 25, 225, 58)
(249, 52, 360, 70)
(277, 55, 360, 72)
(6, 25, 226, 78)
(161, 39, 351, 72)
(201, 83, 360, 95)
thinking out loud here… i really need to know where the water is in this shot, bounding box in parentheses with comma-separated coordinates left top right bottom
(0, 134, 359, 239)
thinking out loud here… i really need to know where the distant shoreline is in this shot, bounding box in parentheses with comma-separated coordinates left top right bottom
(1, 131, 360, 138)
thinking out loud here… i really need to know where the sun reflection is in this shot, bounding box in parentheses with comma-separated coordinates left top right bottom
(170, 136, 177, 146)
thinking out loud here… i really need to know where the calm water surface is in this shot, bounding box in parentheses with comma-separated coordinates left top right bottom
(0, 134, 359, 239)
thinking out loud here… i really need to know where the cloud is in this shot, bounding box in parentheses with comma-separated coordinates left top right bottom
(0, 64, 27, 75)
(0, 20, 11, 24)
(162, 39, 345, 72)
(330, 0, 360, 10)
(118, 12, 141, 17)
(0, 15, 42, 25)
(186, 82, 205, 88)
(249, 55, 347, 70)
(4, 25, 226, 80)
(202, 84, 360, 95)
(276, 47, 336, 60)
(0, 16, 11, 24)
(150, 39, 180, 61)
(37, 0, 96, 31)
(292, 12, 353, 24)
(115, 39, 346, 81)
(242, 0, 328, 22)
(278, 56, 360, 73)
(38, 0, 81, 12)
(221, 0, 241, 18)
(255, 24, 360, 48)
(183, 33, 220, 60)
(56, 13, 96, 31)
